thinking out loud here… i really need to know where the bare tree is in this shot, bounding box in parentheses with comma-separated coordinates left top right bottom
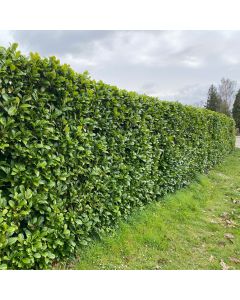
(218, 78, 237, 115)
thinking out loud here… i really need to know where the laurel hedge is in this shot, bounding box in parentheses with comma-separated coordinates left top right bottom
(0, 44, 235, 269)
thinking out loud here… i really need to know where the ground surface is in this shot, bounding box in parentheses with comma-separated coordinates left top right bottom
(55, 148, 240, 270)
(236, 136, 240, 148)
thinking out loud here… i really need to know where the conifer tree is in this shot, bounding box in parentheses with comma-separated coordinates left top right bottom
(205, 84, 221, 112)
(232, 89, 240, 130)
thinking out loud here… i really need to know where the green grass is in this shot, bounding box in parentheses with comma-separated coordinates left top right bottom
(56, 149, 240, 270)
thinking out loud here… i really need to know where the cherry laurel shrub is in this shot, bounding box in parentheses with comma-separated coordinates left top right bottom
(0, 44, 235, 269)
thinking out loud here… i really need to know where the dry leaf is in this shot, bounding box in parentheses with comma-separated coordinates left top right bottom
(232, 200, 240, 205)
(224, 219, 237, 228)
(218, 240, 226, 247)
(220, 212, 229, 219)
(157, 258, 168, 264)
(220, 259, 229, 270)
(210, 219, 218, 224)
(229, 257, 240, 264)
(209, 255, 215, 262)
(224, 233, 234, 241)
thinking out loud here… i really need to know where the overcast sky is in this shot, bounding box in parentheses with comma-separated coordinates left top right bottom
(1, 30, 240, 106)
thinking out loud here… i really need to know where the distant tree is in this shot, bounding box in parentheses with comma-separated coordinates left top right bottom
(220, 100, 231, 116)
(205, 84, 221, 112)
(218, 78, 236, 115)
(232, 89, 240, 130)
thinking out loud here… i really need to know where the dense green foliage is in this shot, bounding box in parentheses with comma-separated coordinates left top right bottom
(0, 44, 235, 269)
(233, 89, 240, 131)
(73, 150, 240, 270)
(71, 149, 240, 270)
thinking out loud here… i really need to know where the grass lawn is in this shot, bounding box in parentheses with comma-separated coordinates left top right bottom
(56, 149, 240, 270)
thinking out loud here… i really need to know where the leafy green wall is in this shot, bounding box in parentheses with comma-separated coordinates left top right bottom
(0, 44, 235, 269)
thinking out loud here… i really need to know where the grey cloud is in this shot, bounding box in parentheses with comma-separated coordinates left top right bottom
(10, 30, 115, 56)
(1, 30, 240, 105)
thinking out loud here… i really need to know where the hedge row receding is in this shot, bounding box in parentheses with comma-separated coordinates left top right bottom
(0, 44, 235, 269)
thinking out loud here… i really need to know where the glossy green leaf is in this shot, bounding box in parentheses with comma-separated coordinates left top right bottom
(0, 43, 235, 270)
